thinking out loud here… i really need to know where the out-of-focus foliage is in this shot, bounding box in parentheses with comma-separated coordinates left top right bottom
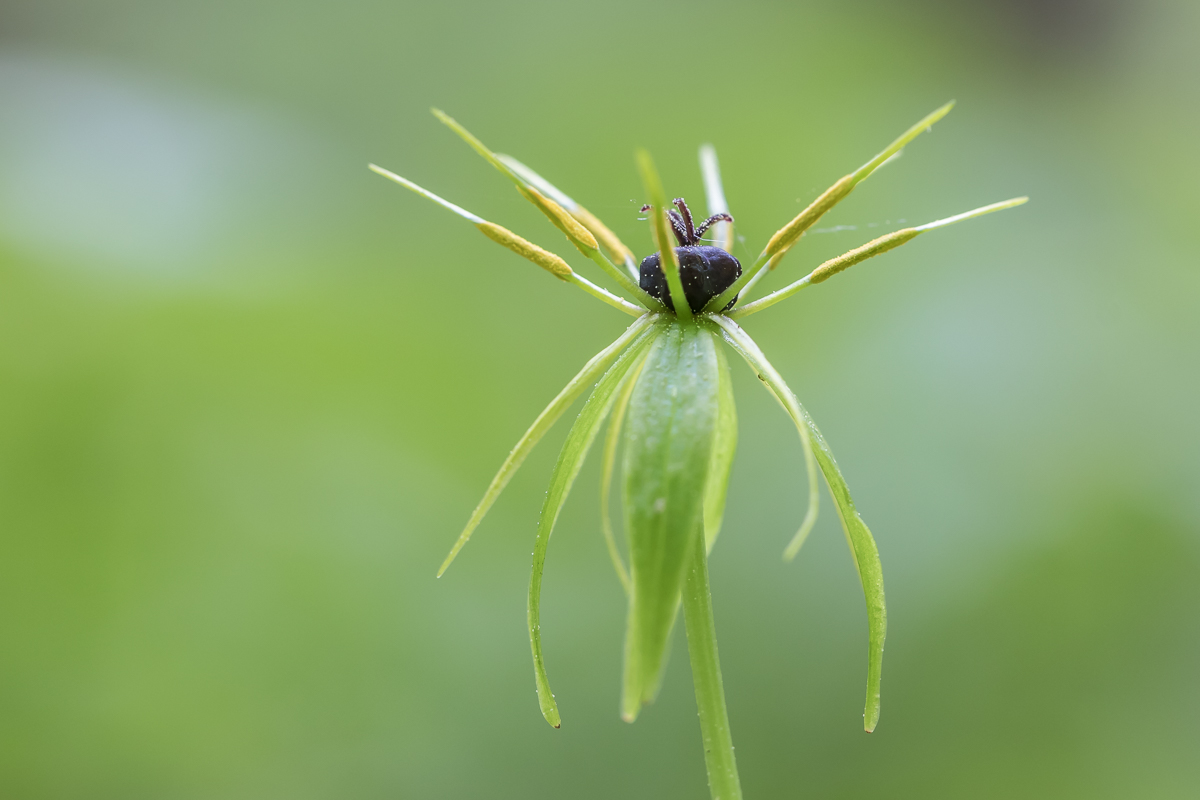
(0, 0, 1196, 797)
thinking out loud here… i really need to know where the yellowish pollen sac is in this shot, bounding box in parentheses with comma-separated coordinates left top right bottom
(519, 186, 599, 254)
(765, 173, 857, 260)
(571, 206, 635, 266)
(476, 221, 574, 280)
(809, 228, 920, 284)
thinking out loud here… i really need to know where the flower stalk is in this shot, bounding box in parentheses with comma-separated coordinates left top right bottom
(684, 530, 743, 800)
(370, 102, 1025, 799)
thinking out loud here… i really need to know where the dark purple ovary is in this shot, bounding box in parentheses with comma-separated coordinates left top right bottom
(639, 246, 742, 314)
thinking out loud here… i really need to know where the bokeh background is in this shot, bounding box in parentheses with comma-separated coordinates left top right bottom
(1, 0, 1197, 797)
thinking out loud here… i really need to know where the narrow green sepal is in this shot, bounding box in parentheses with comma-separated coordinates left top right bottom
(703, 343, 738, 551)
(529, 323, 663, 728)
(600, 356, 646, 595)
(712, 315, 883, 732)
(439, 314, 658, 576)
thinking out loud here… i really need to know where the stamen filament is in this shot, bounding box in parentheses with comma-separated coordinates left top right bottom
(368, 163, 483, 222)
(369, 163, 642, 313)
(568, 273, 646, 316)
(851, 100, 956, 182)
(704, 101, 956, 313)
(498, 154, 640, 279)
(726, 275, 812, 319)
(734, 252, 780, 299)
(913, 196, 1028, 231)
(433, 110, 657, 306)
(729, 196, 1029, 319)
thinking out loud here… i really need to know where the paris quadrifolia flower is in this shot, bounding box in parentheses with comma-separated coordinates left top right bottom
(371, 102, 1025, 799)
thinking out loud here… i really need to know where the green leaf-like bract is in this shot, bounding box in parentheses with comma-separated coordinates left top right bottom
(711, 315, 886, 732)
(528, 322, 663, 727)
(621, 321, 721, 720)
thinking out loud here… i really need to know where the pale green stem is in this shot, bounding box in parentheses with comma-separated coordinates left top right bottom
(683, 533, 743, 800)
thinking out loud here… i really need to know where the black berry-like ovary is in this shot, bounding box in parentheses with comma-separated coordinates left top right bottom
(639, 246, 742, 314)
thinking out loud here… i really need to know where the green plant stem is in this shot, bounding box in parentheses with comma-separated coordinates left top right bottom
(683, 534, 743, 800)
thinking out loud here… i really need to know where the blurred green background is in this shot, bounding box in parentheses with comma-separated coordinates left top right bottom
(1, 0, 1197, 797)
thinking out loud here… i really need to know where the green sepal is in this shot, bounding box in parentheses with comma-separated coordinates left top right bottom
(439, 314, 658, 576)
(528, 323, 663, 728)
(621, 321, 721, 720)
(599, 355, 645, 596)
(711, 314, 884, 732)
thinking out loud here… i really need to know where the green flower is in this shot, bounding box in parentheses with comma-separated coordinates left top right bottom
(372, 103, 1024, 799)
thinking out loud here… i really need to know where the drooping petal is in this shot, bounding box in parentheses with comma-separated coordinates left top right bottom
(528, 323, 663, 727)
(438, 313, 660, 576)
(711, 315, 883, 732)
(621, 321, 721, 720)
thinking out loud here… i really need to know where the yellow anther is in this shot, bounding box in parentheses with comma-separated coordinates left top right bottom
(476, 222, 574, 280)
